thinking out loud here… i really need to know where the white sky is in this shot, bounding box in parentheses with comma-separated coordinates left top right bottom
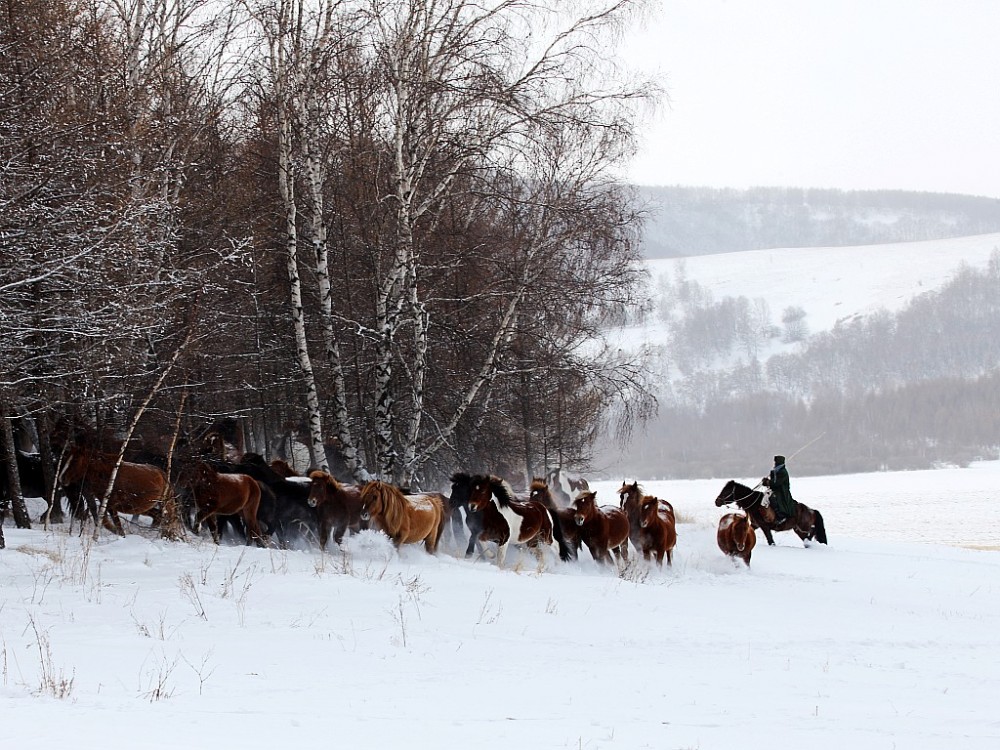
(618, 0, 1000, 198)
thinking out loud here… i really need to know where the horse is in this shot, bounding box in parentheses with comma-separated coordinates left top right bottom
(448, 472, 488, 557)
(180, 460, 264, 545)
(528, 478, 580, 561)
(714, 480, 827, 547)
(307, 471, 366, 549)
(269, 458, 300, 478)
(545, 467, 590, 506)
(717, 512, 756, 566)
(359, 481, 446, 553)
(570, 491, 630, 565)
(228, 453, 318, 544)
(468, 475, 567, 567)
(637, 495, 677, 566)
(463, 478, 512, 565)
(618, 480, 670, 554)
(59, 442, 170, 536)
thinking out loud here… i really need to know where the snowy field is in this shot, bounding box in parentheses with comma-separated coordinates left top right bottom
(2, 463, 998, 749)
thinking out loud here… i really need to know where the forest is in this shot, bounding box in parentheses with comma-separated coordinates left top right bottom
(0, 0, 659, 511)
(606, 252, 1000, 478)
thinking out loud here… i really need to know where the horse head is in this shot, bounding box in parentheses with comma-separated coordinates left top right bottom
(571, 491, 598, 526)
(617, 480, 641, 509)
(307, 470, 337, 508)
(639, 496, 661, 529)
(714, 480, 739, 507)
(528, 478, 553, 507)
(359, 481, 384, 522)
(467, 474, 493, 512)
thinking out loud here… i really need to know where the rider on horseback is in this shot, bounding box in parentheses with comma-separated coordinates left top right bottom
(762, 455, 797, 525)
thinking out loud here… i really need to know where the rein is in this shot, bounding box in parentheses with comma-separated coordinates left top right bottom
(730, 483, 764, 509)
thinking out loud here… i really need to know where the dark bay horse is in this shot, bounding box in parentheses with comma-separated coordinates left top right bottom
(59, 442, 170, 535)
(448, 472, 487, 557)
(307, 471, 365, 549)
(571, 491, 630, 565)
(714, 480, 827, 547)
(181, 461, 264, 545)
(638, 495, 677, 566)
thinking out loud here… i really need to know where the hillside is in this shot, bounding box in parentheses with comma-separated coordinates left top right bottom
(599, 233, 1000, 478)
(638, 186, 1000, 258)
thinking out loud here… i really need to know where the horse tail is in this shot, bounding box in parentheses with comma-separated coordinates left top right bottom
(547, 507, 573, 562)
(813, 509, 828, 544)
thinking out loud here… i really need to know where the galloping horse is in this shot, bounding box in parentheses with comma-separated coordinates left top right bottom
(181, 461, 264, 545)
(468, 475, 567, 566)
(59, 442, 170, 535)
(307, 471, 365, 549)
(570, 491, 630, 565)
(618, 481, 673, 554)
(359, 481, 446, 554)
(448, 472, 487, 557)
(714, 480, 827, 547)
(528, 478, 580, 561)
(717, 512, 756, 566)
(637, 495, 677, 566)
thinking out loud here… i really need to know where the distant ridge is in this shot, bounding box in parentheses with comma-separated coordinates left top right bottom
(637, 186, 1000, 258)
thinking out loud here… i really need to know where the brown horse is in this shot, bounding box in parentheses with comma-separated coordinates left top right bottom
(469, 475, 560, 566)
(359, 481, 446, 553)
(717, 512, 756, 566)
(637, 495, 677, 566)
(528, 478, 580, 561)
(59, 442, 169, 535)
(181, 461, 264, 545)
(465, 479, 512, 564)
(714, 480, 827, 547)
(571, 491, 630, 565)
(307, 471, 365, 549)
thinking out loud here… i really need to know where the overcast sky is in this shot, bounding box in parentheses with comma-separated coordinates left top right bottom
(619, 0, 1000, 199)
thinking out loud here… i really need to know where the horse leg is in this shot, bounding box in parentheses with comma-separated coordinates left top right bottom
(762, 525, 776, 546)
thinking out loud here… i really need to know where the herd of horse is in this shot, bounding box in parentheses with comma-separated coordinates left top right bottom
(4, 434, 828, 568)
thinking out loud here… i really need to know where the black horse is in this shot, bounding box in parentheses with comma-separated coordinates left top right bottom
(448, 472, 486, 558)
(714, 480, 827, 547)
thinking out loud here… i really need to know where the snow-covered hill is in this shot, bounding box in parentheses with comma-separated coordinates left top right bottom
(615, 231, 1000, 351)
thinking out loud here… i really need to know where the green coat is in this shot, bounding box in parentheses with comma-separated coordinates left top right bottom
(767, 463, 797, 517)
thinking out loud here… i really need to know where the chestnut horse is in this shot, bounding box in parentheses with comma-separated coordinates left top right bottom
(717, 512, 756, 566)
(528, 478, 580, 561)
(714, 480, 827, 547)
(59, 442, 169, 535)
(359, 481, 446, 554)
(307, 471, 365, 549)
(570, 491, 630, 565)
(182, 461, 264, 545)
(637, 495, 677, 566)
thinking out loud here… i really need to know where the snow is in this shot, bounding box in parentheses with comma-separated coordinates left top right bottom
(617, 232, 1000, 350)
(3, 462, 998, 749)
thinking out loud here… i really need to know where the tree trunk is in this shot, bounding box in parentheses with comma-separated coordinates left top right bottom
(36, 411, 63, 523)
(0, 390, 31, 529)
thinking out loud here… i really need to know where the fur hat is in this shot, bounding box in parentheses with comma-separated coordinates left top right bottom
(773, 455, 785, 464)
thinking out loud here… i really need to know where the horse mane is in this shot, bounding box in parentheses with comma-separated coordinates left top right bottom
(577, 490, 597, 504)
(451, 471, 473, 485)
(487, 475, 518, 508)
(369, 481, 407, 531)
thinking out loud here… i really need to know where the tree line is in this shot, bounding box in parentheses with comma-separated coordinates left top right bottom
(0, 0, 659, 539)
(640, 186, 1000, 258)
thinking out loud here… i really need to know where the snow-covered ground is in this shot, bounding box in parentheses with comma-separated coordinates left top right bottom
(3, 462, 998, 749)
(617, 231, 1000, 351)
